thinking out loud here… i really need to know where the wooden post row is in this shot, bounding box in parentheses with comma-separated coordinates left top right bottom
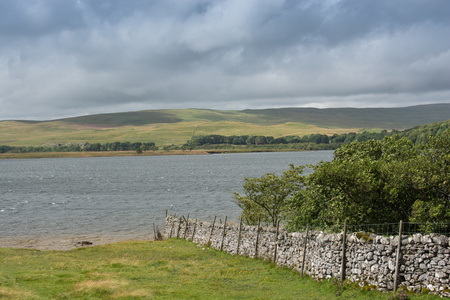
(273, 220, 280, 263)
(191, 219, 197, 241)
(183, 214, 190, 239)
(254, 217, 261, 258)
(237, 218, 242, 255)
(340, 220, 348, 283)
(301, 224, 309, 276)
(176, 215, 183, 238)
(394, 220, 403, 293)
(207, 216, 216, 245)
(220, 216, 227, 252)
(169, 217, 175, 239)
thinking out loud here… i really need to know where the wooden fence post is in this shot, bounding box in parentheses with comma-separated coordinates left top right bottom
(191, 219, 197, 241)
(207, 216, 216, 245)
(183, 215, 190, 239)
(237, 218, 242, 255)
(220, 216, 227, 252)
(301, 224, 309, 276)
(273, 220, 280, 263)
(394, 220, 403, 293)
(254, 217, 261, 258)
(156, 226, 162, 240)
(169, 217, 175, 239)
(165, 209, 168, 218)
(176, 216, 183, 238)
(152, 223, 157, 240)
(340, 220, 348, 283)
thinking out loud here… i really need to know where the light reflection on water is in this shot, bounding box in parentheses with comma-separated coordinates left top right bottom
(0, 151, 333, 248)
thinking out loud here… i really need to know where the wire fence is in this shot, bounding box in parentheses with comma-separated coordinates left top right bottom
(291, 222, 450, 236)
(345, 222, 450, 237)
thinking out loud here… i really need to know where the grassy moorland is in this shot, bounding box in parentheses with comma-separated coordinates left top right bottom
(0, 239, 441, 299)
(0, 120, 361, 147)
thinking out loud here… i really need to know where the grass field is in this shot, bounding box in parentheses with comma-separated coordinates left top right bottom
(0, 120, 362, 147)
(0, 239, 441, 299)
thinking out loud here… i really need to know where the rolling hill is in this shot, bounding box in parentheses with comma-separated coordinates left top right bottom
(1, 103, 449, 147)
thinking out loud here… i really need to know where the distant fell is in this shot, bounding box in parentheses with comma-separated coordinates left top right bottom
(241, 103, 450, 129)
(18, 103, 450, 130)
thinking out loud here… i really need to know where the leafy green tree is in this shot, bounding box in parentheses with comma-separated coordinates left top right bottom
(131, 142, 143, 150)
(234, 165, 305, 226)
(408, 132, 450, 224)
(246, 136, 256, 145)
(285, 136, 301, 144)
(288, 131, 450, 231)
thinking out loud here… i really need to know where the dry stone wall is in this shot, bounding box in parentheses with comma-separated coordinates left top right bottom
(164, 215, 450, 297)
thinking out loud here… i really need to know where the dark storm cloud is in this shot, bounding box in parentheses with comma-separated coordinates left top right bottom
(1, 0, 449, 120)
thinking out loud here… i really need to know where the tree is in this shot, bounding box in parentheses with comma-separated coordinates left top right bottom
(135, 147, 143, 154)
(131, 142, 143, 150)
(287, 131, 450, 231)
(234, 165, 305, 226)
(408, 132, 450, 224)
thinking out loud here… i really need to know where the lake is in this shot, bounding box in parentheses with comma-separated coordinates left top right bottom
(0, 151, 333, 249)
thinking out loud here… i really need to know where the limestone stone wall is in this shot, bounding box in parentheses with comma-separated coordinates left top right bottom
(163, 215, 450, 297)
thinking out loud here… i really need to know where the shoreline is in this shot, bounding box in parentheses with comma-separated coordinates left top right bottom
(0, 234, 154, 251)
(0, 148, 302, 159)
(0, 150, 210, 159)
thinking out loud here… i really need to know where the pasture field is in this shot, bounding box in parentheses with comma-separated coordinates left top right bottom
(0, 120, 361, 147)
(0, 239, 440, 299)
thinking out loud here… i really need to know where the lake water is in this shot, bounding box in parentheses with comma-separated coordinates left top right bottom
(0, 151, 333, 249)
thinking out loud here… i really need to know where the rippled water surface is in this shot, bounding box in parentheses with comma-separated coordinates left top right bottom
(0, 151, 333, 248)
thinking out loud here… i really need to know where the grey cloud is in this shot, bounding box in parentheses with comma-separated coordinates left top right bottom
(0, 0, 85, 42)
(0, 0, 449, 120)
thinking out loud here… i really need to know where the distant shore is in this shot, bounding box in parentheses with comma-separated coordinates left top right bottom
(0, 149, 298, 159)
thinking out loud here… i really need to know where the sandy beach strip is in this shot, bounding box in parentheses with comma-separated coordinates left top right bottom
(0, 233, 155, 251)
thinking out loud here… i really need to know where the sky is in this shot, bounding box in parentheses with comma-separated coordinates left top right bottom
(1, 0, 450, 121)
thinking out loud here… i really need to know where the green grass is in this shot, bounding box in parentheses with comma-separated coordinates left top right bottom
(0, 239, 441, 299)
(0, 120, 361, 147)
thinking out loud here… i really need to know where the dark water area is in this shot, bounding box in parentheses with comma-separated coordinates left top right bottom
(0, 151, 333, 249)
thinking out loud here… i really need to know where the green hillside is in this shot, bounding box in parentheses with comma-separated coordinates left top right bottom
(1, 104, 449, 147)
(241, 103, 450, 128)
(396, 119, 450, 144)
(24, 103, 449, 128)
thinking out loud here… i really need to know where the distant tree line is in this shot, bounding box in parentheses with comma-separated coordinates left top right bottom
(394, 120, 450, 144)
(187, 131, 389, 148)
(187, 121, 450, 149)
(0, 142, 158, 154)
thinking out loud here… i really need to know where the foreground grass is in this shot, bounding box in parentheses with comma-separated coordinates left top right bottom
(0, 239, 440, 299)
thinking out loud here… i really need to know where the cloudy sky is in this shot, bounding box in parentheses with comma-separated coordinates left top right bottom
(1, 0, 450, 120)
